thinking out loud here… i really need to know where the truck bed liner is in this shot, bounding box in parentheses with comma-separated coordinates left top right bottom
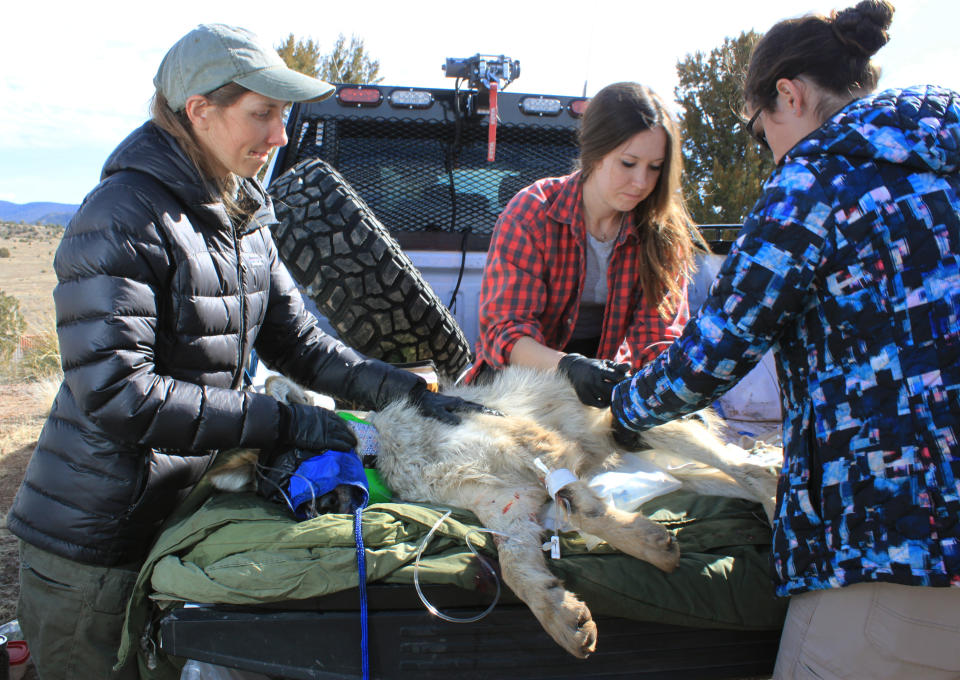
(159, 583, 780, 679)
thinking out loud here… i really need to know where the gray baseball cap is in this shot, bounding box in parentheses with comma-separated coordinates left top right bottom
(155, 23, 335, 111)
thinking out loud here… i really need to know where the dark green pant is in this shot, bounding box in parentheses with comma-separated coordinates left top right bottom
(18, 541, 140, 680)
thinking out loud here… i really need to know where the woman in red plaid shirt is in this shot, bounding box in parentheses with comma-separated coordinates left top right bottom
(465, 82, 705, 408)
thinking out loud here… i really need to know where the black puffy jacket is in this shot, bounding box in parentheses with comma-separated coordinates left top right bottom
(7, 122, 394, 566)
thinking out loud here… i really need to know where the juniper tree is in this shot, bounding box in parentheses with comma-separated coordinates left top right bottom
(675, 32, 775, 225)
(276, 33, 381, 84)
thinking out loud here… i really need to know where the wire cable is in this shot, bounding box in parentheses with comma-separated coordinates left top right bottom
(446, 77, 469, 312)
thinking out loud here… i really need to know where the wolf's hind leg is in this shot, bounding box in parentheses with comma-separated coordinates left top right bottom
(640, 418, 779, 526)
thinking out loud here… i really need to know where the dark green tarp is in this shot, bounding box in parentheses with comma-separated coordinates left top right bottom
(120, 488, 787, 679)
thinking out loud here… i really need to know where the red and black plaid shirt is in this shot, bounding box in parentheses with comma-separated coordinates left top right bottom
(464, 172, 688, 382)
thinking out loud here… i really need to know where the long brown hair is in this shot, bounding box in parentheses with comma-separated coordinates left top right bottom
(744, 0, 894, 121)
(150, 82, 251, 217)
(578, 82, 703, 317)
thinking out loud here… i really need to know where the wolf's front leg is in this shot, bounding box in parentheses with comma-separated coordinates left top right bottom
(458, 482, 598, 658)
(556, 480, 680, 573)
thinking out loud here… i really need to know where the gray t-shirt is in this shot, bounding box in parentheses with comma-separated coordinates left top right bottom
(571, 232, 616, 340)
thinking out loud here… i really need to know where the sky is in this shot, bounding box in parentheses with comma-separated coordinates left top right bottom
(2, 0, 956, 206)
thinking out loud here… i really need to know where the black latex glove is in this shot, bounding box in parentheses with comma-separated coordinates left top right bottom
(331, 357, 493, 425)
(611, 416, 649, 451)
(409, 382, 488, 425)
(557, 353, 631, 408)
(277, 402, 358, 453)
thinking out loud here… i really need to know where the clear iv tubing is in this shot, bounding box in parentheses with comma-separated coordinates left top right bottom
(413, 510, 506, 623)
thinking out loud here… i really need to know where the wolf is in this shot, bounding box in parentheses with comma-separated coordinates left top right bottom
(210, 366, 779, 658)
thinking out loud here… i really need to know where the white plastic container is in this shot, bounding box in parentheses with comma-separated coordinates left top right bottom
(180, 659, 269, 679)
(688, 253, 782, 426)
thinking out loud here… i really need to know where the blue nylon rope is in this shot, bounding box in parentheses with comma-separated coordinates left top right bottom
(354, 507, 369, 680)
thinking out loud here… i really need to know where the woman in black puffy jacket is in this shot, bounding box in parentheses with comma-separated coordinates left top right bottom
(6, 24, 481, 680)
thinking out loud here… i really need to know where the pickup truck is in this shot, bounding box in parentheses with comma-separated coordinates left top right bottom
(151, 55, 785, 680)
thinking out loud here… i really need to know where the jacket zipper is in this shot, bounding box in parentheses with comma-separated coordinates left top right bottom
(807, 409, 823, 520)
(232, 222, 247, 390)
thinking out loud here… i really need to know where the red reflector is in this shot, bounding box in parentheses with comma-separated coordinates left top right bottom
(569, 98, 589, 117)
(337, 87, 382, 106)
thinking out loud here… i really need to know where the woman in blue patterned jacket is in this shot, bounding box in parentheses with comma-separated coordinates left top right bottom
(611, 1, 960, 677)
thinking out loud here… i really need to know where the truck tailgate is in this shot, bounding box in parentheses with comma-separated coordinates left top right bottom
(159, 583, 780, 679)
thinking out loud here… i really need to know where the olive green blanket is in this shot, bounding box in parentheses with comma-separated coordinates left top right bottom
(119, 489, 787, 679)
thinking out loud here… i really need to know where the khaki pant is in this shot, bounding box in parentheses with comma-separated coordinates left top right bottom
(17, 541, 140, 680)
(774, 580, 960, 680)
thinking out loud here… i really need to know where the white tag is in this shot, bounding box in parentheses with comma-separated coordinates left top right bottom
(541, 535, 561, 559)
(534, 458, 573, 561)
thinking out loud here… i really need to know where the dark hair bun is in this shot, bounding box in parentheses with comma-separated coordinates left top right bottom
(832, 0, 895, 57)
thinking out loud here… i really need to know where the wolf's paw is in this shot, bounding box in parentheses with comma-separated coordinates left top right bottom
(617, 518, 681, 573)
(539, 587, 597, 658)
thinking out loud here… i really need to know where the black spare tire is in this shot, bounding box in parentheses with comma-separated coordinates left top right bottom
(268, 158, 472, 380)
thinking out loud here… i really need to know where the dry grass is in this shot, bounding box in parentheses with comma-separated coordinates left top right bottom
(12, 322, 60, 383)
(0, 223, 60, 331)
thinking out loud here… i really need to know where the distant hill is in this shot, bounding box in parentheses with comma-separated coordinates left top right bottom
(0, 201, 79, 227)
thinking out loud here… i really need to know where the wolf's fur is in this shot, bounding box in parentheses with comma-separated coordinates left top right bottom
(209, 366, 778, 658)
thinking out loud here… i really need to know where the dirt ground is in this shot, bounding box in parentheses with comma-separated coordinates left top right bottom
(0, 382, 46, 680)
(0, 383, 45, 618)
(0, 222, 60, 678)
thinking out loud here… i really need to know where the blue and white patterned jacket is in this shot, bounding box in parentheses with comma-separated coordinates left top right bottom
(612, 86, 960, 595)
